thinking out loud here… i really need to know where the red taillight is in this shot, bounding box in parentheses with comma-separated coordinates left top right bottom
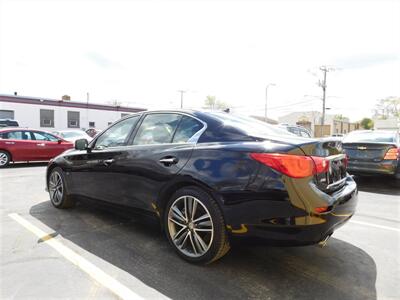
(311, 156, 330, 174)
(250, 153, 327, 178)
(383, 147, 399, 160)
(343, 154, 349, 167)
(250, 153, 332, 178)
(314, 206, 329, 213)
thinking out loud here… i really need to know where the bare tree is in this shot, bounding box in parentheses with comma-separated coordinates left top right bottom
(373, 96, 400, 119)
(204, 95, 228, 110)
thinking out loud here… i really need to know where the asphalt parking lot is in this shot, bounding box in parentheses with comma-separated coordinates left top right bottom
(1, 164, 399, 300)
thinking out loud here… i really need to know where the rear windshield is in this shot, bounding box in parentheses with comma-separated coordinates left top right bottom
(209, 112, 294, 137)
(343, 131, 396, 143)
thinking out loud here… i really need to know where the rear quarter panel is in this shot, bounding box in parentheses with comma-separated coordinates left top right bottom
(178, 141, 308, 228)
(181, 141, 297, 191)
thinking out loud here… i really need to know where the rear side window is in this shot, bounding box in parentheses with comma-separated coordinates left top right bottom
(173, 116, 203, 143)
(133, 114, 181, 145)
(95, 116, 139, 149)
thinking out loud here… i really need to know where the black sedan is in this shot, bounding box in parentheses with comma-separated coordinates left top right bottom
(342, 130, 400, 179)
(46, 110, 358, 264)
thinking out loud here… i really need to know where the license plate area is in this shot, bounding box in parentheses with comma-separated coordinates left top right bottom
(315, 154, 347, 193)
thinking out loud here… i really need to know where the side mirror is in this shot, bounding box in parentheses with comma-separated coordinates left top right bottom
(75, 138, 88, 150)
(57, 139, 62, 144)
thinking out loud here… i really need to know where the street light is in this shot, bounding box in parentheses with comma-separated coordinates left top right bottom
(177, 90, 186, 108)
(265, 83, 276, 122)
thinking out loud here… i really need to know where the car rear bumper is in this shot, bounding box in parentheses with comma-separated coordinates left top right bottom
(222, 176, 358, 246)
(347, 160, 398, 175)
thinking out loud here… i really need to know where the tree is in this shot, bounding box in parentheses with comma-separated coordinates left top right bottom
(204, 95, 228, 110)
(373, 96, 400, 119)
(360, 118, 374, 129)
(204, 95, 216, 109)
(334, 114, 346, 120)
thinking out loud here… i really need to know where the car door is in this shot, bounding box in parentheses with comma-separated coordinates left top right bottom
(65, 115, 142, 203)
(30, 131, 72, 159)
(1, 130, 38, 161)
(66, 113, 204, 212)
(113, 113, 203, 211)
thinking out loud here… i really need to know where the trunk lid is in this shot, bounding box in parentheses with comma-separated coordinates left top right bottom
(253, 134, 347, 193)
(342, 142, 396, 162)
(296, 138, 347, 193)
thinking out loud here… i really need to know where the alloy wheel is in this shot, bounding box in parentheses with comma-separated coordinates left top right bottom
(49, 171, 63, 205)
(0, 152, 9, 166)
(167, 195, 214, 258)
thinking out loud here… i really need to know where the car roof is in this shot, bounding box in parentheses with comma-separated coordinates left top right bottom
(121, 109, 290, 132)
(119, 109, 217, 124)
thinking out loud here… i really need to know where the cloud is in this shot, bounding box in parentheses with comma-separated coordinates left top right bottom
(85, 52, 122, 69)
(335, 53, 400, 70)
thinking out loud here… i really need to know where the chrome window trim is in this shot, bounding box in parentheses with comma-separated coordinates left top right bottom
(132, 112, 207, 146)
(181, 114, 207, 144)
(89, 111, 207, 150)
(90, 114, 141, 150)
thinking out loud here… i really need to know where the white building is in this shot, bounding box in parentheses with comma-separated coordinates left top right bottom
(372, 117, 400, 130)
(278, 111, 360, 137)
(0, 94, 146, 131)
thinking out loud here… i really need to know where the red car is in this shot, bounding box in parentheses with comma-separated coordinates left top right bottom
(0, 128, 73, 167)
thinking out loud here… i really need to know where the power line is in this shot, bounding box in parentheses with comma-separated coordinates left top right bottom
(231, 98, 319, 111)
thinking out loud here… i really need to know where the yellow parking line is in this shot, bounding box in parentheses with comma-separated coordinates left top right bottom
(350, 220, 400, 233)
(8, 213, 153, 300)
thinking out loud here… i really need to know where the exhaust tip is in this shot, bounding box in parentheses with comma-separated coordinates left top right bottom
(318, 234, 332, 248)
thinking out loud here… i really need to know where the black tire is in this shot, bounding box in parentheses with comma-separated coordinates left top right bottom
(0, 150, 11, 168)
(48, 167, 75, 208)
(164, 186, 230, 264)
(395, 163, 400, 180)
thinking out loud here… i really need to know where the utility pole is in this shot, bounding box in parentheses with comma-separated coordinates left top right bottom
(178, 90, 186, 109)
(265, 83, 276, 123)
(86, 92, 90, 129)
(318, 66, 334, 136)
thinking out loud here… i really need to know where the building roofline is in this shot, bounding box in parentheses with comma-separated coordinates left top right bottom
(0, 94, 146, 113)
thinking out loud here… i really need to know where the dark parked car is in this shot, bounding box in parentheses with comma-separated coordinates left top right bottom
(0, 119, 19, 127)
(85, 128, 101, 138)
(46, 110, 358, 264)
(342, 130, 400, 179)
(0, 128, 73, 167)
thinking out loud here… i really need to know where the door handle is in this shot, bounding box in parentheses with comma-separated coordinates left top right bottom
(103, 159, 115, 166)
(36, 143, 45, 147)
(5, 142, 15, 145)
(159, 156, 178, 166)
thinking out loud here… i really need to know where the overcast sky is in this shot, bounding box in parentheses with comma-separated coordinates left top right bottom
(0, 0, 399, 121)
